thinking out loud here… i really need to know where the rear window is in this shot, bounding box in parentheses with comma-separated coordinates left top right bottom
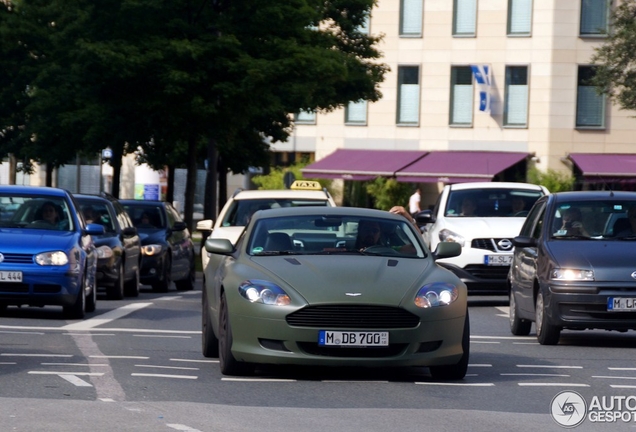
(222, 199, 330, 227)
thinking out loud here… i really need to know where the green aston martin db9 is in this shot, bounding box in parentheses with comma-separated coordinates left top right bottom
(202, 206, 469, 380)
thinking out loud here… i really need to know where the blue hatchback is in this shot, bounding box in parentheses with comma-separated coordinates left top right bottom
(0, 186, 104, 319)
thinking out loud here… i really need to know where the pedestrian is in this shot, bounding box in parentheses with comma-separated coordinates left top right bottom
(409, 188, 421, 215)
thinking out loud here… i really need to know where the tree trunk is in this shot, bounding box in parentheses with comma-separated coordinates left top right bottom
(166, 164, 175, 204)
(45, 164, 53, 187)
(110, 148, 122, 198)
(204, 138, 218, 220)
(183, 137, 198, 232)
(218, 156, 227, 208)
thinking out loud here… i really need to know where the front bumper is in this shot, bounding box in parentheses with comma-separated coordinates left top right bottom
(436, 246, 511, 294)
(139, 254, 166, 284)
(0, 266, 82, 307)
(545, 285, 636, 331)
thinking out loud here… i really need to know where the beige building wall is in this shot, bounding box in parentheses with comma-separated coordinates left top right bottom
(272, 0, 636, 186)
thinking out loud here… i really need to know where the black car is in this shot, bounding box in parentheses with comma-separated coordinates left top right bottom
(120, 199, 196, 292)
(508, 191, 636, 345)
(74, 193, 141, 299)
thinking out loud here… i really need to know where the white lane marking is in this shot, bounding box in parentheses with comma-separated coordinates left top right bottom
(28, 371, 105, 376)
(90, 355, 149, 360)
(156, 296, 182, 301)
(0, 362, 17, 365)
(170, 359, 218, 363)
(469, 364, 492, 367)
(472, 341, 500, 344)
(470, 335, 531, 340)
(64, 333, 115, 337)
(0, 325, 200, 334)
(611, 385, 636, 389)
(593, 375, 636, 380)
(518, 383, 589, 387)
(501, 373, 570, 377)
(59, 374, 93, 387)
(1, 353, 72, 358)
(135, 364, 199, 371)
(322, 380, 389, 383)
(133, 335, 191, 339)
(0, 330, 45, 335)
(131, 373, 197, 379)
(517, 365, 583, 369)
(167, 424, 202, 432)
(41, 363, 109, 367)
(495, 306, 509, 314)
(62, 303, 153, 330)
(100, 398, 115, 402)
(221, 378, 296, 382)
(609, 367, 636, 371)
(415, 382, 495, 386)
(513, 342, 539, 345)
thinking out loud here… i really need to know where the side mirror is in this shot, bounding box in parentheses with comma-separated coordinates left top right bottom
(122, 226, 138, 237)
(433, 242, 461, 260)
(205, 238, 235, 255)
(172, 221, 187, 232)
(196, 219, 214, 233)
(86, 223, 105, 236)
(415, 209, 435, 225)
(512, 235, 537, 248)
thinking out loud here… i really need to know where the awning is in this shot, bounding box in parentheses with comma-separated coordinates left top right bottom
(395, 151, 530, 183)
(301, 149, 428, 181)
(568, 153, 636, 183)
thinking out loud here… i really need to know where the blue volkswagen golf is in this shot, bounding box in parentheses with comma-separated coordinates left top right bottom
(0, 186, 104, 319)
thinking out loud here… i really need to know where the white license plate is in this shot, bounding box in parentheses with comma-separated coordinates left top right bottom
(607, 297, 636, 311)
(318, 331, 389, 347)
(0, 271, 22, 282)
(485, 255, 512, 266)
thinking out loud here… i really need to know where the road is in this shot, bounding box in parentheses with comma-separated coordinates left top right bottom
(1, 279, 635, 432)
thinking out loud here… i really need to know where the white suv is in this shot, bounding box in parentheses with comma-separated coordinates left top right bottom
(197, 181, 336, 273)
(418, 182, 548, 294)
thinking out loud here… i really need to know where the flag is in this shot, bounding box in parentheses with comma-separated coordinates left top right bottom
(470, 64, 492, 113)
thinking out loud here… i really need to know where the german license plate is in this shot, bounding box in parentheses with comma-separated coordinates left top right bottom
(318, 331, 389, 347)
(607, 297, 636, 311)
(0, 271, 22, 282)
(485, 255, 512, 266)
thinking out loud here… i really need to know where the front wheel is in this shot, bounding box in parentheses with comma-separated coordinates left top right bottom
(535, 290, 561, 345)
(64, 274, 86, 319)
(107, 262, 125, 300)
(429, 310, 470, 380)
(176, 261, 195, 291)
(509, 290, 531, 336)
(202, 290, 219, 358)
(152, 256, 171, 293)
(218, 292, 252, 376)
(124, 265, 140, 297)
(85, 271, 97, 314)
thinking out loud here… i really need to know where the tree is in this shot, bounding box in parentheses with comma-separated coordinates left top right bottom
(590, 1, 636, 112)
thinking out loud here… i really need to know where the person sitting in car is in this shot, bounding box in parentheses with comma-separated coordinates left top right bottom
(559, 207, 589, 236)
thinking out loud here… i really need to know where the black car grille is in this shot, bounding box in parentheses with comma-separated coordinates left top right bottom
(463, 264, 510, 280)
(0, 253, 34, 264)
(285, 305, 420, 329)
(0, 283, 61, 294)
(0, 283, 29, 293)
(471, 238, 514, 253)
(297, 343, 408, 358)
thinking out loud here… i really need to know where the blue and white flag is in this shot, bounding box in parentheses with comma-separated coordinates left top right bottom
(470, 64, 492, 113)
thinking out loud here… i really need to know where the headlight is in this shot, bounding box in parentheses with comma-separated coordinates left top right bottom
(551, 268, 594, 281)
(95, 245, 114, 259)
(415, 282, 458, 308)
(35, 251, 69, 266)
(141, 244, 163, 256)
(438, 229, 465, 247)
(239, 280, 291, 306)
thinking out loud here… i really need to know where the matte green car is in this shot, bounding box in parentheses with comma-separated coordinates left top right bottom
(202, 206, 469, 380)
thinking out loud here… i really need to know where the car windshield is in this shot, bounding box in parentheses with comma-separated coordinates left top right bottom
(223, 199, 330, 227)
(551, 200, 636, 240)
(246, 215, 425, 258)
(124, 204, 166, 230)
(0, 194, 73, 231)
(444, 188, 544, 217)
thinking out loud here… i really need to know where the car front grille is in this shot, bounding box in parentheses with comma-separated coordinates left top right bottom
(285, 305, 420, 329)
(463, 264, 510, 280)
(0, 283, 61, 294)
(297, 342, 408, 358)
(471, 238, 514, 253)
(0, 253, 34, 264)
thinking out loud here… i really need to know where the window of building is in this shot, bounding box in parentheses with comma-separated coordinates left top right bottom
(453, 0, 477, 37)
(400, 0, 423, 36)
(450, 66, 473, 126)
(345, 100, 368, 125)
(580, 0, 609, 36)
(576, 66, 605, 129)
(295, 110, 316, 125)
(507, 0, 532, 36)
(504, 66, 529, 127)
(397, 66, 420, 125)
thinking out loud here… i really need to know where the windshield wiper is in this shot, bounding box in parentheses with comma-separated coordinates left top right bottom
(253, 250, 296, 256)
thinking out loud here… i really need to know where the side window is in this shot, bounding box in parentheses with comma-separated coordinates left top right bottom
(165, 205, 176, 228)
(114, 202, 131, 229)
(519, 200, 545, 238)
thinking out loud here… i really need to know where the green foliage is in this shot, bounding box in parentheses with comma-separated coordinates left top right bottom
(590, 1, 636, 111)
(527, 167, 574, 193)
(252, 161, 333, 192)
(365, 177, 412, 210)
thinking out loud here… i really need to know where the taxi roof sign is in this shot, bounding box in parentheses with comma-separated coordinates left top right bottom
(290, 180, 322, 191)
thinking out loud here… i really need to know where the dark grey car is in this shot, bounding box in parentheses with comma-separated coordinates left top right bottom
(508, 191, 636, 345)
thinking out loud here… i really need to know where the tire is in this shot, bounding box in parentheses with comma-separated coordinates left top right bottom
(64, 274, 86, 319)
(218, 292, 252, 376)
(107, 262, 125, 300)
(85, 272, 97, 313)
(429, 310, 470, 380)
(152, 256, 171, 293)
(535, 290, 561, 345)
(202, 289, 219, 358)
(124, 265, 140, 297)
(176, 261, 195, 291)
(509, 290, 531, 336)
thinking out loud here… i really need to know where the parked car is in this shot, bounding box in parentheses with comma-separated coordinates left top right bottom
(0, 185, 103, 319)
(202, 206, 469, 379)
(509, 191, 636, 345)
(74, 193, 141, 299)
(120, 199, 195, 292)
(196, 180, 336, 277)
(417, 182, 548, 294)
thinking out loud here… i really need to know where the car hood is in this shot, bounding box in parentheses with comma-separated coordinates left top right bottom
(138, 230, 167, 245)
(547, 241, 636, 282)
(249, 255, 433, 305)
(441, 217, 524, 239)
(0, 229, 77, 253)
